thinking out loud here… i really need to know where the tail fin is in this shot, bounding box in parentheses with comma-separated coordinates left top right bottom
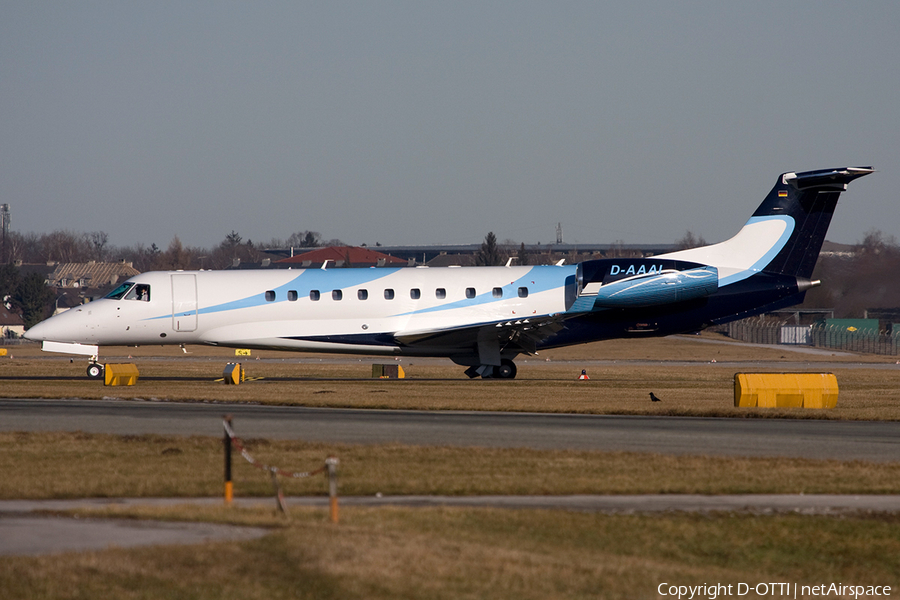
(660, 167, 874, 285)
(755, 167, 874, 278)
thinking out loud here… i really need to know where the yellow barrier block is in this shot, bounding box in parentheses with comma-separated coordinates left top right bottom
(104, 363, 139, 386)
(372, 364, 405, 379)
(734, 373, 838, 409)
(0, 348, 7, 356)
(223, 362, 244, 385)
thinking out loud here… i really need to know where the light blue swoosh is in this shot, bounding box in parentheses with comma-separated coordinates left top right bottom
(389, 266, 576, 317)
(719, 215, 795, 287)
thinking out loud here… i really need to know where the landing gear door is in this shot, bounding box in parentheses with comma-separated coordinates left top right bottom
(171, 274, 198, 332)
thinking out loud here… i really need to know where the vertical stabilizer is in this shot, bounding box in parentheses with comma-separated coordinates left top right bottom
(660, 167, 874, 284)
(755, 167, 874, 278)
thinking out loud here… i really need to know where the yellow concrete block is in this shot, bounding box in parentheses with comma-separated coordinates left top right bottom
(372, 364, 405, 379)
(104, 363, 139, 386)
(223, 362, 243, 385)
(734, 373, 838, 409)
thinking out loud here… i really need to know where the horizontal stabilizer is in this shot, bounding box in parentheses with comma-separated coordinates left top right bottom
(784, 166, 874, 190)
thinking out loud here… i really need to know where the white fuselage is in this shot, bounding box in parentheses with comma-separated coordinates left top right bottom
(28, 265, 576, 356)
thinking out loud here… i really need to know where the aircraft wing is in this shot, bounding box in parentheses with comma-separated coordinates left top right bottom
(394, 314, 568, 356)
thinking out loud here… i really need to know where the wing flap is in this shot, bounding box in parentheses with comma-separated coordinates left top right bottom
(394, 315, 566, 356)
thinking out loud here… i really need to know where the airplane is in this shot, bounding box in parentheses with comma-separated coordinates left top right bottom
(25, 166, 874, 380)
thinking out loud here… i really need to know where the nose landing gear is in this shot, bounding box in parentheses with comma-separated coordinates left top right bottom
(86, 362, 105, 380)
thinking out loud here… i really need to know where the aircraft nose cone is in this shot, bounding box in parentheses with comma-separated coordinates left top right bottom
(22, 310, 86, 344)
(23, 320, 48, 341)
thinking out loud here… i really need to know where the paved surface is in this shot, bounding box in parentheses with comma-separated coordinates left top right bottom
(0, 513, 267, 557)
(6, 495, 900, 516)
(3, 494, 900, 556)
(2, 398, 900, 461)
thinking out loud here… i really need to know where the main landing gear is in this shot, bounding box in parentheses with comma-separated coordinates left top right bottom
(463, 358, 518, 379)
(86, 362, 105, 380)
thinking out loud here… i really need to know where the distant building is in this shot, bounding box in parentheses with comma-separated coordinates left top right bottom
(0, 304, 25, 338)
(44, 261, 140, 289)
(14, 261, 142, 315)
(262, 242, 680, 265)
(275, 246, 409, 269)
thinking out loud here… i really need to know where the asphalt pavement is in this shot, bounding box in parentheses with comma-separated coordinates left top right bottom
(2, 398, 899, 461)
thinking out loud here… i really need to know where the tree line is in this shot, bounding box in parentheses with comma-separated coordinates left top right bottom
(0, 229, 337, 272)
(2, 227, 898, 331)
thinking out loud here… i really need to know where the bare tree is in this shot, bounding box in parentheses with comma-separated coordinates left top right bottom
(675, 230, 707, 250)
(41, 230, 90, 263)
(88, 231, 109, 261)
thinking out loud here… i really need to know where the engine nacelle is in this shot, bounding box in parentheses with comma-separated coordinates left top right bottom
(570, 259, 718, 311)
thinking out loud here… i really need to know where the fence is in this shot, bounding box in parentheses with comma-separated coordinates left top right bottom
(725, 318, 900, 356)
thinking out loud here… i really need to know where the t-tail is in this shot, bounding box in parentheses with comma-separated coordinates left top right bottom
(659, 166, 874, 287)
(561, 167, 875, 343)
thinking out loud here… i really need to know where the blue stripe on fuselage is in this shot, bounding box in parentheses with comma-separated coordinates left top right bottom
(389, 265, 575, 317)
(198, 268, 401, 316)
(143, 268, 400, 321)
(143, 265, 574, 322)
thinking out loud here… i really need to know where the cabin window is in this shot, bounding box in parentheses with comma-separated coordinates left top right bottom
(384, 289, 394, 300)
(125, 284, 151, 301)
(332, 290, 343, 301)
(287, 290, 298, 302)
(105, 283, 133, 300)
(466, 287, 476, 299)
(358, 289, 368, 300)
(492, 287, 503, 298)
(410, 288, 421, 300)
(265, 290, 276, 302)
(310, 290, 320, 301)
(518, 287, 529, 298)
(435, 288, 446, 299)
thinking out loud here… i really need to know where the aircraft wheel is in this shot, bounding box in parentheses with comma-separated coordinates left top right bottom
(494, 359, 517, 379)
(86, 363, 105, 380)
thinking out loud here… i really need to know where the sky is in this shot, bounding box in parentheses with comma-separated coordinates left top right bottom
(2, 1, 898, 250)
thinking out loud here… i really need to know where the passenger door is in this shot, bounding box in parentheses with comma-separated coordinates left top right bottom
(171, 274, 198, 332)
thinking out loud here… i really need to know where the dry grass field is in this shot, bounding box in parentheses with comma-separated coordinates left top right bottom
(3, 335, 900, 598)
(5, 431, 900, 499)
(4, 505, 900, 600)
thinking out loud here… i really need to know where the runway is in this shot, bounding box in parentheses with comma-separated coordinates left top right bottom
(3, 398, 899, 461)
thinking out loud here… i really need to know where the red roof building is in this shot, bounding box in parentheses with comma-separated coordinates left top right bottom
(276, 246, 409, 268)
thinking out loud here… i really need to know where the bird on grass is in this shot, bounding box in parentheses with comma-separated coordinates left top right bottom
(649, 392, 662, 402)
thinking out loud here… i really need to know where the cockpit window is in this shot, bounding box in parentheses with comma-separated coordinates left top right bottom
(105, 283, 133, 300)
(124, 284, 151, 301)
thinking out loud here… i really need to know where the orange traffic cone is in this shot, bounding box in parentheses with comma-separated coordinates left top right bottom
(578, 369, 590, 380)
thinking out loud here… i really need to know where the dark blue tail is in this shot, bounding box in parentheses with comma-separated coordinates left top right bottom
(754, 167, 874, 278)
